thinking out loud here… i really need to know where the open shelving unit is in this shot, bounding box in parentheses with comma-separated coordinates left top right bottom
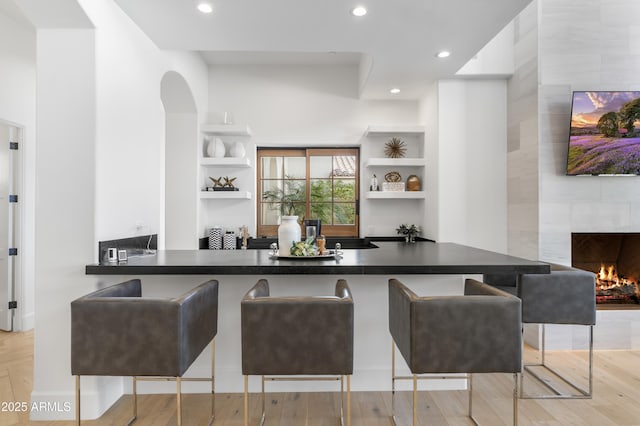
(200, 157, 251, 167)
(363, 124, 426, 200)
(200, 191, 252, 200)
(201, 124, 252, 136)
(365, 191, 425, 199)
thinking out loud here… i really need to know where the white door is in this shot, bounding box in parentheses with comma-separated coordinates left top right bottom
(0, 122, 18, 331)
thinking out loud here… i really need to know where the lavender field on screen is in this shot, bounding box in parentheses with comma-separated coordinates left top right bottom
(567, 135, 640, 175)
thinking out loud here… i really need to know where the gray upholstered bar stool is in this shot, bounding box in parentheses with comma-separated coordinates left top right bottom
(71, 279, 219, 425)
(484, 263, 596, 398)
(241, 278, 354, 426)
(389, 278, 522, 426)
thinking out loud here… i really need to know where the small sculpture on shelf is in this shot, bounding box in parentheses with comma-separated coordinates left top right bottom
(384, 137, 407, 158)
(383, 171, 404, 192)
(369, 174, 380, 191)
(208, 176, 239, 191)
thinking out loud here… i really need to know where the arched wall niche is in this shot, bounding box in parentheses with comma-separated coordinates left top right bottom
(160, 71, 198, 249)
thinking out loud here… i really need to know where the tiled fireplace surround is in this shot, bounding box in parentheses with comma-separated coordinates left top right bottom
(532, 231, 640, 351)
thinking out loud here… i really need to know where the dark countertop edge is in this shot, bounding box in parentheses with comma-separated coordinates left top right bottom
(85, 265, 367, 275)
(86, 264, 550, 276)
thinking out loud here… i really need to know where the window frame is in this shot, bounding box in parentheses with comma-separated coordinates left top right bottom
(256, 147, 360, 238)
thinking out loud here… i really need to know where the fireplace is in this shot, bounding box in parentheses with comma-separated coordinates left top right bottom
(572, 233, 640, 304)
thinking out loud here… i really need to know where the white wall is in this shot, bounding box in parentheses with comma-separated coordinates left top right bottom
(28, 0, 209, 420)
(32, 27, 101, 420)
(427, 80, 508, 253)
(206, 64, 420, 238)
(83, 0, 209, 246)
(0, 9, 36, 330)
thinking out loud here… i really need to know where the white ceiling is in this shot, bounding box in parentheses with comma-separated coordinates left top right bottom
(113, 0, 531, 99)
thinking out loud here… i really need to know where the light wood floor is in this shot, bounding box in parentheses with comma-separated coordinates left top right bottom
(2, 330, 640, 425)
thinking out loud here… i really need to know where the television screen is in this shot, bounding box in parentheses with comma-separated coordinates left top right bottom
(566, 91, 640, 175)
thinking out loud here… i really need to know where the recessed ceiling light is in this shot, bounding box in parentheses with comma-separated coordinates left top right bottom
(351, 6, 367, 17)
(436, 51, 451, 58)
(390, 88, 401, 94)
(197, 2, 213, 13)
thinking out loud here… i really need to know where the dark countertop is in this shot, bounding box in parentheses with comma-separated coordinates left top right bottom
(85, 241, 550, 276)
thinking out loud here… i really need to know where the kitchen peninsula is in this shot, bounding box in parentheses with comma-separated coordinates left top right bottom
(85, 241, 549, 394)
(86, 241, 549, 276)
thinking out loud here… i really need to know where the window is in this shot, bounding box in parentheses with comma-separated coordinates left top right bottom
(257, 148, 359, 237)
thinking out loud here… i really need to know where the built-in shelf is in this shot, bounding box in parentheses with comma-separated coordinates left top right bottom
(201, 124, 252, 136)
(200, 157, 251, 167)
(364, 125, 425, 136)
(366, 191, 425, 199)
(200, 191, 252, 200)
(365, 158, 425, 167)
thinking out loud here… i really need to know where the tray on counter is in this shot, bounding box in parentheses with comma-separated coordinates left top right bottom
(270, 251, 342, 260)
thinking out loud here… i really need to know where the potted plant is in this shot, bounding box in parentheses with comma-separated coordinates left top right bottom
(396, 224, 420, 243)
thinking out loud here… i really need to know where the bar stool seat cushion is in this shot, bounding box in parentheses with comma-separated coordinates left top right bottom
(71, 279, 218, 378)
(389, 279, 522, 375)
(241, 279, 353, 376)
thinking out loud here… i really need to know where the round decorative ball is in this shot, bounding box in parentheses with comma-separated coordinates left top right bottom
(406, 175, 421, 191)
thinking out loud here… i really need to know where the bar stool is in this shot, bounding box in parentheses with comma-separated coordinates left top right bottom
(241, 278, 353, 426)
(484, 263, 596, 398)
(389, 278, 522, 426)
(71, 279, 218, 425)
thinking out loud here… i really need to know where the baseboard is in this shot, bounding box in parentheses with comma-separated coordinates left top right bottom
(30, 377, 122, 421)
(20, 311, 34, 331)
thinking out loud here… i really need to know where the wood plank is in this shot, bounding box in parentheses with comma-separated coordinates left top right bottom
(5, 330, 640, 425)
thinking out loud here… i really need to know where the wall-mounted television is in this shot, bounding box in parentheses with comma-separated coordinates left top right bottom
(566, 91, 640, 175)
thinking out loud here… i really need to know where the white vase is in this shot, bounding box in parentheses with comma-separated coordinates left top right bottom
(207, 137, 225, 158)
(231, 141, 245, 158)
(277, 216, 301, 256)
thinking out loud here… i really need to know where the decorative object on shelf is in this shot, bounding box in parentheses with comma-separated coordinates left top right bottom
(223, 231, 236, 250)
(406, 175, 421, 191)
(277, 215, 301, 256)
(223, 111, 233, 125)
(385, 171, 402, 182)
(370, 174, 380, 191)
(384, 137, 407, 158)
(230, 141, 245, 158)
(208, 176, 239, 191)
(382, 182, 405, 192)
(206, 137, 225, 158)
(208, 226, 223, 250)
(396, 223, 420, 243)
(383, 171, 404, 191)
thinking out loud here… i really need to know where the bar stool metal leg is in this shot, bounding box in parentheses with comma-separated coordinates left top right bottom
(75, 376, 80, 426)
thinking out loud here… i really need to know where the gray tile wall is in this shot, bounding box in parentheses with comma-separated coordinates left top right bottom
(538, 0, 640, 264)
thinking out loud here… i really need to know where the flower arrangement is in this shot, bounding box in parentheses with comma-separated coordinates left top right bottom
(396, 224, 420, 242)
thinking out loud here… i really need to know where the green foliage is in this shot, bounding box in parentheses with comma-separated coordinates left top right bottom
(619, 98, 640, 135)
(596, 111, 620, 137)
(396, 224, 420, 236)
(263, 177, 356, 225)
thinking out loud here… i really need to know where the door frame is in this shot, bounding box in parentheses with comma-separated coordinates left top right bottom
(1, 120, 24, 331)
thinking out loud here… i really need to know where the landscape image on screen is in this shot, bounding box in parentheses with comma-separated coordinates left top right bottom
(567, 91, 640, 175)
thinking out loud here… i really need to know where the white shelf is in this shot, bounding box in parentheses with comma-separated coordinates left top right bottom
(200, 157, 251, 167)
(201, 124, 252, 136)
(200, 191, 252, 200)
(365, 158, 425, 167)
(366, 191, 425, 199)
(364, 125, 425, 136)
